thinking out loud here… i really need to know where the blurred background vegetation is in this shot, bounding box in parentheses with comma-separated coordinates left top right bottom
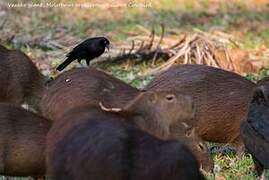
(0, 0, 269, 179)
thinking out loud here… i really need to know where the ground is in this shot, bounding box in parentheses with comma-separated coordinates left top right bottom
(0, 0, 269, 179)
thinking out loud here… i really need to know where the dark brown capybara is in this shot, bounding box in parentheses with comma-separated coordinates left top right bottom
(241, 84, 269, 177)
(101, 90, 213, 171)
(48, 90, 213, 172)
(39, 67, 141, 120)
(146, 64, 256, 147)
(0, 45, 46, 110)
(0, 103, 51, 178)
(46, 107, 205, 180)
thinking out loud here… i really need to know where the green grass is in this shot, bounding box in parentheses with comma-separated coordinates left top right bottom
(100, 63, 153, 88)
(212, 154, 257, 179)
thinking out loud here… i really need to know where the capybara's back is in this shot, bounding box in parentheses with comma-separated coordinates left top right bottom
(0, 45, 46, 110)
(146, 64, 255, 145)
(46, 108, 131, 180)
(40, 67, 140, 120)
(47, 107, 203, 180)
(0, 103, 51, 177)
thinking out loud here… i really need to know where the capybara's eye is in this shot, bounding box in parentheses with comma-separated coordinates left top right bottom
(166, 94, 175, 102)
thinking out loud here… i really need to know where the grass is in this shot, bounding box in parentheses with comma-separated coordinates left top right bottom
(0, 0, 269, 179)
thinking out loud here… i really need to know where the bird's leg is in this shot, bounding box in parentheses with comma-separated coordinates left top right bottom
(77, 59, 84, 67)
(86, 59, 90, 66)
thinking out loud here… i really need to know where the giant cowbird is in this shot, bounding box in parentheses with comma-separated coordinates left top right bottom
(241, 85, 269, 177)
(56, 37, 110, 71)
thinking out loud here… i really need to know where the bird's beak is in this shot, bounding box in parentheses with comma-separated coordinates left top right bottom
(106, 44, 110, 51)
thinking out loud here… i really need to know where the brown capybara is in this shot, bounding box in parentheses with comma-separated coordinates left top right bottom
(39, 67, 141, 120)
(46, 107, 205, 180)
(146, 64, 256, 147)
(0, 45, 46, 110)
(48, 90, 214, 172)
(241, 84, 269, 177)
(0, 103, 51, 178)
(103, 90, 213, 171)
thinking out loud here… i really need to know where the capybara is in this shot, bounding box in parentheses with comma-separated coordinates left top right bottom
(241, 85, 269, 177)
(101, 90, 213, 171)
(0, 103, 51, 178)
(46, 107, 204, 180)
(146, 64, 256, 146)
(48, 90, 214, 171)
(40, 67, 141, 120)
(0, 45, 46, 110)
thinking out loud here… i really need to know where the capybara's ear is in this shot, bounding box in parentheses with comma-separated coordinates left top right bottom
(148, 91, 158, 104)
(185, 96, 196, 119)
(185, 127, 196, 138)
(123, 92, 146, 113)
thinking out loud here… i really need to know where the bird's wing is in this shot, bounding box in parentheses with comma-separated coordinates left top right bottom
(67, 44, 88, 58)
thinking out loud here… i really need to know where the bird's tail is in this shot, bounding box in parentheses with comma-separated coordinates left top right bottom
(56, 57, 73, 71)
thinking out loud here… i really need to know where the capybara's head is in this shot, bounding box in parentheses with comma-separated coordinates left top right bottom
(119, 90, 195, 139)
(179, 124, 214, 172)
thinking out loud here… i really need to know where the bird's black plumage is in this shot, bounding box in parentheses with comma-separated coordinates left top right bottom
(241, 85, 269, 176)
(57, 37, 110, 71)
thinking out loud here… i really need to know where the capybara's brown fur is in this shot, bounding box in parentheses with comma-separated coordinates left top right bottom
(146, 64, 256, 146)
(40, 67, 141, 120)
(0, 103, 51, 177)
(41, 67, 213, 170)
(49, 90, 214, 171)
(46, 106, 205, 180)
(0, 45, 46, 110)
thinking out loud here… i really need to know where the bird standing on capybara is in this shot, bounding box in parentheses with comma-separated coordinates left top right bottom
(56, 37, 110, 71)
(47, 90, 214, 172)
(40, 67, 141, 120)
(146, 64, 256, 147)
(46, 106, 204, 180)
(0, 103, 51, 178)
(241, 84, 269, 177)
(0, 45, 46, 110)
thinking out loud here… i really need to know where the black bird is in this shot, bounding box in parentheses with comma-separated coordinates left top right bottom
(57, 37, 110, 71)
(241, 84, 269, 178)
